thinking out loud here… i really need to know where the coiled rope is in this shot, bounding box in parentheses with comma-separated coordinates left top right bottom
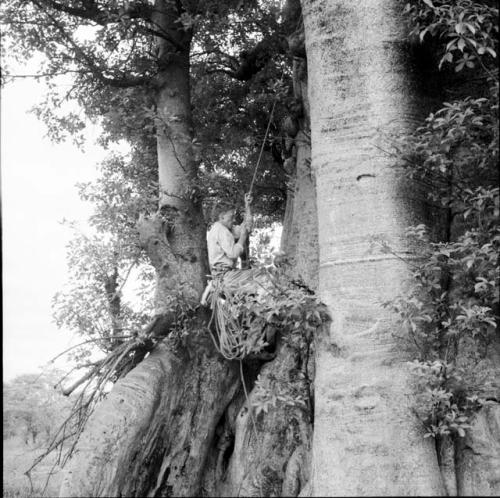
(207, 268, 271, 361)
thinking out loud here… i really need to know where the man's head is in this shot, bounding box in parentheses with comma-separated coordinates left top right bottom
(213, 202, 236, 229)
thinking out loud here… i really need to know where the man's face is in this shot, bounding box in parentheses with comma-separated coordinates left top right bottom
(219, 209, 235, 229)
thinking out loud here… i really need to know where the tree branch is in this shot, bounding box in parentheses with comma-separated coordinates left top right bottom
(37, 0, 154, 26)
(205, 67, 238, 78)
(6, 70, 93, 79)
(61, 362, 103, 396)
(32, 0, 150, 88)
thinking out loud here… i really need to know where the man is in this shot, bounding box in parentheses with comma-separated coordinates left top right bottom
(206, 193, 253, 276)
(200, 194, 252, 307)
(202, 194, 277, 360)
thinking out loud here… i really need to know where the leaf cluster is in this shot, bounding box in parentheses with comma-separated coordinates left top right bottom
(399, 92, 498, 211)
(404, 0, 498, 72)
(212, 264, 328, 360)
(252, 370, 308, 416)
(388, 210, 498, 439)
(409, 359, 486, 438)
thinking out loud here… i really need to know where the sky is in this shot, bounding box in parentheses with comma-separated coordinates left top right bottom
(1, 75, 107, 381)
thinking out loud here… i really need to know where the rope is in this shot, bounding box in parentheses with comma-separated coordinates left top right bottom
(207, 268, 272, 361)
(247, 68, 286, 198)
(247, 98, 278, 197)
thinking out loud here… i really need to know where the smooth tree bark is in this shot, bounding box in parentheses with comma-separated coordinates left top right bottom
(150, 0, 208, 306)
(301, 0, 445, 495)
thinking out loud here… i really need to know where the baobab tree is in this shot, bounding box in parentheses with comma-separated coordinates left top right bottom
(2, 0, 498, 496)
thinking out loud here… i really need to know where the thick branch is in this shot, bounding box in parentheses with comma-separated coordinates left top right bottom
(205, 67, 240, 79)
(62, 363, 102, 396)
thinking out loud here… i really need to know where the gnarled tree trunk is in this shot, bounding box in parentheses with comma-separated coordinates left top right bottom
(59, 343, 240, 497)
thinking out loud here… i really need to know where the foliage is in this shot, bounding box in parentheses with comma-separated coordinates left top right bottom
(1, 0, 296, 364)
(217, 264, 326, 355)
(1, 0, 292, 218)
(3, 371, 73, 446)
(409, 359, 483, 438)
(387, 221, 498, 439)
(387, 184, 498, 438)
(399, 92, 498, 210)
(404, 0, 498, 72)
(209, 262, 327, 413)
(388, 0, 500, 439)
(247, 222, 282, 263)
(51, 154, 158, 363)
(252, 370, 308, 416)
(388, 223, 498, 357)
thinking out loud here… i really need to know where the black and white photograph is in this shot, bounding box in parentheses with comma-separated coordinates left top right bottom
(2, 0, 499, 496)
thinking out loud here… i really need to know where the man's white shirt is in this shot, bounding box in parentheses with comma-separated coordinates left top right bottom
(207, 221, 243, 268)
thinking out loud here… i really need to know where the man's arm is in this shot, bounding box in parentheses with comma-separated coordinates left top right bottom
(236, 225, 249, 248)
(218, 225, 245, 260)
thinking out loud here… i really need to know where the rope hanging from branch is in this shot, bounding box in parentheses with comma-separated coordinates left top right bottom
(208, 75, 286, 359)
(246, 69, 285, 199)
(247, 99, 278, 197)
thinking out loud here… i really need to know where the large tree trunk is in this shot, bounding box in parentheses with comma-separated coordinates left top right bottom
(152, 0, 208, 304)
(59, 2, 228, 495)
(280, 44, 318, 291)
(301, 0, 445, 495)
(200, 338, 314, 497)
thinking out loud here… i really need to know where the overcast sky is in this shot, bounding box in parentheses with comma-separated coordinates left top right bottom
(1, 74, 106, 381)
